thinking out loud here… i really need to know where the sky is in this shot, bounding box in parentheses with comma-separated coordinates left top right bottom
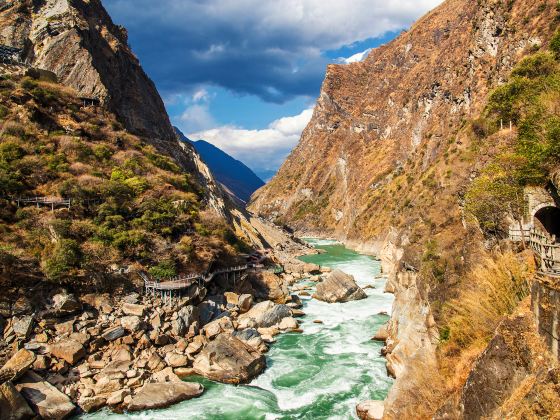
(104, 0, 443, 181)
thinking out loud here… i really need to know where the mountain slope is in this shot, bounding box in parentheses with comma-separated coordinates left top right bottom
(175, 128, 264, 202)
(191, 140, 265, 202)
(249, 0, 560, 417)
(250, 0, 557, 244)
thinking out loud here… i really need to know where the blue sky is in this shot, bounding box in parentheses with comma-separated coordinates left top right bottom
(104, 0, 442, 180)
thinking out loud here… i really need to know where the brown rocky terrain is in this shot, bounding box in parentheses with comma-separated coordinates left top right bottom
(250, 0, 560, 417)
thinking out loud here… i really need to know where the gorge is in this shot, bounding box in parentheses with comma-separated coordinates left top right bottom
(1, 0, 560, 419)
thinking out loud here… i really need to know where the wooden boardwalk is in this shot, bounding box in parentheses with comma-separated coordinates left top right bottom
(15, 196, 71, 210)
(140, 264, 254, 303)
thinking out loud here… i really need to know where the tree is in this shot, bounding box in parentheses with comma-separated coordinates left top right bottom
(465, 154, 527, 245)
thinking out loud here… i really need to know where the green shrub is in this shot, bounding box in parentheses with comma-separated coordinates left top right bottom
(0, 105, 8, 119)
(93, 144, 113, 161)
(511, 52, 556, 79)
(148, 259, 177, 279)
(42, 239, 82, 281)
(21, 78, 38, 90)
(0, 141, 25, 162)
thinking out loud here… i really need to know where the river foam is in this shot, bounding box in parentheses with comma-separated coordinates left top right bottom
(82, 240, 393, 420)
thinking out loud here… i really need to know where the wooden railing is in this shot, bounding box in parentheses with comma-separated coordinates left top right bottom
(529, 229, 560, 277)
(14, 196, 71, 210)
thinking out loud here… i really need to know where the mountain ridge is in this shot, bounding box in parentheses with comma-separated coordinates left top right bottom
(175, 127, 265, 202)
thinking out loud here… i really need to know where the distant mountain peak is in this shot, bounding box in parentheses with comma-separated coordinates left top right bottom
(175, 127, 265, 202)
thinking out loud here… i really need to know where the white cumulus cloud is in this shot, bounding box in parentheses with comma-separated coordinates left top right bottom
(188, 108, 314, 179)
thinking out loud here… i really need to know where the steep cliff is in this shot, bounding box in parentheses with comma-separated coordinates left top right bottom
(0, 0, 299, 251)
(250, 0, 560, 417)
(251, 0, 557, 248)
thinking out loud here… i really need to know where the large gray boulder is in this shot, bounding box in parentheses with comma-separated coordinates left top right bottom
(238, 301, 292, 328)
(313, 270, 367, 303)
(127, 382, 203, 411)
(193, 334, 266, 384)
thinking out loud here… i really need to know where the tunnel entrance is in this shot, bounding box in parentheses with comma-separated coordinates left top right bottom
(534, 206, 560, 242)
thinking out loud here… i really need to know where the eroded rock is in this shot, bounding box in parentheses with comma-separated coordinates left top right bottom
(313, 270, 367, 303)
(127, 382, 204, 411)
(193, 334, 266, 384)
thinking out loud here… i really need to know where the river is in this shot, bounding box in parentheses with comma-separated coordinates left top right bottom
(84, 238, 394, 419)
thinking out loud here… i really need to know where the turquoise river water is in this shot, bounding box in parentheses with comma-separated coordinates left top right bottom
(84, 239, 394, 419)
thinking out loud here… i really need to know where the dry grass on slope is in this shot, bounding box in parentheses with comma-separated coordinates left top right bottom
(423, 251, 536, 410)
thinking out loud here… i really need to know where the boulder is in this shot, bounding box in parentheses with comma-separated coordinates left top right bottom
(249, 271, 289, 304)
(233, 328, 263, 349)
(356, 400, 385, 420)
(239, 301, 292, 328)
(260, 304, 292, 328)
(179, 305, 199, 327)
(313, 270, 367, 303)
(94, 377, 123, 395)
(127, 382, 204, 411)
(193, 334, 266, 384)
(197, 301, 220, 325)
(52, 292, 82, 316)
(0, 381, 34, 420)
(120, 316, 143, 333)
(278, 317, 298, 330)
(152, 366, 182, 383)
(48, 339, 86, 365)
(80, 294, 113, 314)
(224, 292, 239, 305)
(0, 349, 36, 382)
(12, 316, 34, 340)
(78, 396, 107, 413)
(16, 371, 76, 419)
(102, 326, 125, 341)
(54, 319, 75, 335)
(122, 303, 146, 317)
(171, 317, 187, 336)
(164, 353, 189, 368)
(99, 360, 131, 380)
(372, 323, 389, 342)
(238, 294, 253, 313)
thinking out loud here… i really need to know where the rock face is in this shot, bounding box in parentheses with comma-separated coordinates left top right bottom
(247, 0, 559, 416)
(356, 400, 384, 420)
(0, 0, 176, 150)
(249, 0, 558, 244)
(457, 305, 551, 418)
(127, 382, 204, 411)
(313, 270, 367, 303)
(248, 271, 290, 304)
(193, 334, 266, 384)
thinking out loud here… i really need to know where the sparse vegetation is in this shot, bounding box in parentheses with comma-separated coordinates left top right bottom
(0, 76, 249, 285)
(442, 251, 533, 348)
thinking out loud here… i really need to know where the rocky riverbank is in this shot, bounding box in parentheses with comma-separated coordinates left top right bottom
(0, 259, 336, 418)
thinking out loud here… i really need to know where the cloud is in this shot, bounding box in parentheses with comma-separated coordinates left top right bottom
(104, 0, 443, 102)
(341, 48, 372, 64)
(188, 108, 314, 178)
(179, 104, 216, 132)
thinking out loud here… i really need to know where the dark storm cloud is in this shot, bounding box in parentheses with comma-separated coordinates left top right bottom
(103, 0, 442, 102)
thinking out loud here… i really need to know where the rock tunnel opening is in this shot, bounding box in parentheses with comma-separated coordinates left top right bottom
(534, 206, 560, 242)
